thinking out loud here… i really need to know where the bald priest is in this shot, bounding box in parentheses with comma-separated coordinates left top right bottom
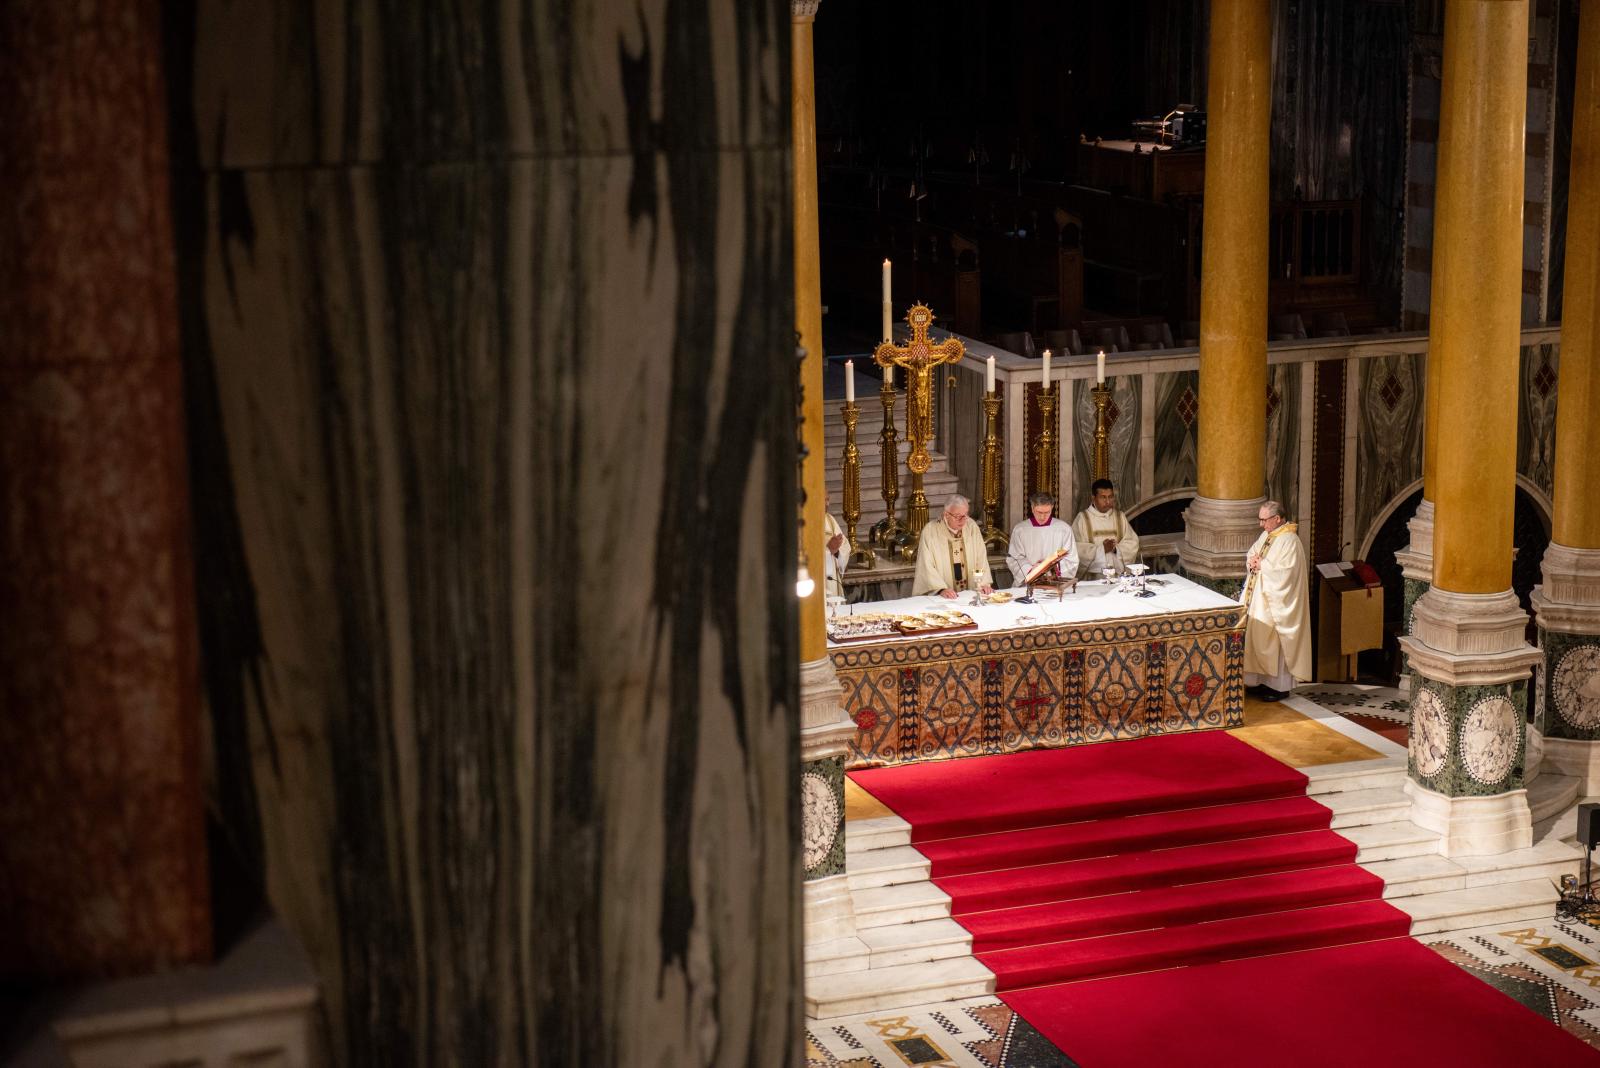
(913, 496, 994, 599)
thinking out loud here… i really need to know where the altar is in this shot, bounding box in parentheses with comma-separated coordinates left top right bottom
(829, 574, 1245, 769)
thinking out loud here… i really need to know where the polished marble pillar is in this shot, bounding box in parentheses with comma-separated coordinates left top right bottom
(1180, 0, 1272, 594)
(0, 0, 211, 981)
(1398, 0, 1539, 856)
(1533, 1, 1600, 793)
(171, 1, 801, 1062)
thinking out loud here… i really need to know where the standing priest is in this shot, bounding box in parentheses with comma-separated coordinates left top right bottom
(1007, 493, 1078, 585)
(913, 495, 993, 599)
(1242, 500, 1313, 701)
(1072, 478, 1141, 577)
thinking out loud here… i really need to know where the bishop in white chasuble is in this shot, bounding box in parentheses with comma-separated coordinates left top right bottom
(913, 496, 992, 597)
(1242, 501, 1313, 697)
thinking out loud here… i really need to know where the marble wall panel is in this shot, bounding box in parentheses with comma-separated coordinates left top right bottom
(1353, 352, 1424, 550)
(1518, 342, 1559, 501)
(170, 1, 799, 1063)
(1266, 362, 1302, 521)
(1153, 370, 1199, 497)
(1071, 375, 1140, 510)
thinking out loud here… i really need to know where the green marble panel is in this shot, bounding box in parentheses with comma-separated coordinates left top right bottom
(802, 755, 846, 880)
(1154, 370, 1199, 496)
(1071, 375, 1140, 511)
(1354, 353, 1424, 551)
(1539, 629, 1600, 742)
(1265, 362, 1301, 521)
(1407, 677, 1527, 796)
(1518, 343, 1559, 501)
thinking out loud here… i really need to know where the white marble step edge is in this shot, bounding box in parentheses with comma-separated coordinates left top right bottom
(1366, 839, 1581, 901)
(806, 957, 996, 1020)
(858, 917, 975, 969)
(846, 815, 911, 855)
(805, 936, 872, 980)
(850, 880, 951, 930)
(1343, 820, 1442, 864)
(847, 844, 932, 891)
(1321, 787, 1412, 829)
(1530, 772, 1582, 823)
(1302, 757, 1407, 798)
(1396, 878, 1561, 937)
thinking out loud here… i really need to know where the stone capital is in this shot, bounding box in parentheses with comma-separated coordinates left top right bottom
(1178, 494, 1265, 580)
(801, 656, 855, 760)
(792, 0, 821, 22)
(1399, 587, 1539, 686)
(1533, 542, 1600, 624)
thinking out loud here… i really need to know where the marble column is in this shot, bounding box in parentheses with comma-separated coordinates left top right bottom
(169, 1, 801, 1062)
(0, 0, 211, 981)
(1179, 0, 1272, 595)
(793, 0, 859, 954)
(1533, 2, 1600, 793)
(1398, 0, 1539, 857)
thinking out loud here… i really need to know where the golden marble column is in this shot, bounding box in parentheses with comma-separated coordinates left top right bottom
(1180, 0, 1271, 589)
(794, 0, 826, 662)
(1427, 0, 1528, 596)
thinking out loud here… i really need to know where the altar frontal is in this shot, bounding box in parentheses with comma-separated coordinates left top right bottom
(830, 573, 1245, 768)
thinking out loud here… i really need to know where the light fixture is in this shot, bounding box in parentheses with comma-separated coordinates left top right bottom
(795, 562, 815, 599)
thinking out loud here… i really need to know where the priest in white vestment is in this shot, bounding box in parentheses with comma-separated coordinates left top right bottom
(823, 505, 848, 600)
(913, 495, 993, 598)
(1007, 493, 1078, 585)
(1242, 500, 1313, 700)
(1071, 479, 1141, 577)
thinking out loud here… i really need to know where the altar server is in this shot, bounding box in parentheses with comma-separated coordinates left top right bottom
(1007, 493, 1078, 585)
(823, 496, 849, 599)
(1072, 479, 1141, 577)
(913, 495, 993, 599)
(1241, 500, 1313, 701)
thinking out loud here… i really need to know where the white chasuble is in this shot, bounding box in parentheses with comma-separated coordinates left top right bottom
(823, 512, 848, 599)
(1071, 507, 1141, 577)
(912, 519, 990, 595)
(1241, 523, 1314, 684)
(1006, 517, 1078, 584)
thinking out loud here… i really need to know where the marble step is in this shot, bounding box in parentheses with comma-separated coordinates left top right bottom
(804, 936, 871, 980)
(1321, 787, 1411, 830)
(1530, 772, 1581, 823)
(846, 815, 912, 855)
(1343, 820, 1442, 864)
(1303, 758, 1407, 797)
(846, 844, 931, 891)
(858, 917, 974, 969)
(850, 881, 951, 929)
(1396, 878, 1560, 936)
(806, 957, 995, 1020)
(1373, 843, 1580, 901)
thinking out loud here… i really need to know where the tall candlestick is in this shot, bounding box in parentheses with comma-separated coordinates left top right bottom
(985, 354, 995, 394)
(845, 358, 855, 403)
(1041, 348, 1052, 385)
(886, 363, 893, 388)
(1096, 349, 1106, 385)
(881, 259, 893, 341)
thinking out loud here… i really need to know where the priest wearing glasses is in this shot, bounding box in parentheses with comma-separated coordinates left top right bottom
(912, 495, 993, 599)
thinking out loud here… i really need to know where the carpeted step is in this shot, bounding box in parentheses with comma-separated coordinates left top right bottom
(849, 732, 1309, 842)
(917, 794, 1333, 878)
(962, 865, 1385, 952)
(979, 899, 1411, 990)
(938, 829, 1357, 914)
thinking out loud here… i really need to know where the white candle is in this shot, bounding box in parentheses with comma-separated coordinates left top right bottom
(881, 259, 893, 341)
(845, 359, 855, 403)
(886, 362, 893, 388)
(985, 354, 995, 394)
(1097, 350, 1106, 385)
(1041, 348, 1051, 385)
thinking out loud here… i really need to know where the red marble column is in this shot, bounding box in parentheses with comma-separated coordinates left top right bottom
(0, 1, 210, 978)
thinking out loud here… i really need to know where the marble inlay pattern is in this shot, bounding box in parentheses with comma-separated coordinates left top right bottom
(169, 1, 800, 1063)
(803, 755, 847, 879)
(1153, 370, 1199, 497)
(0, 0, 210, 979)
(1353, 352, 1423, 552)
(1071, 375, 1139, 510)
(1540, 630, 1600, 742)
(1265, 362, 1301, 520)
(1518, 343, 1559, 500)
(1407, 679, 1526, 796)
(805, 997, 1077, 1067)
(1425, 923, 1600, 1050)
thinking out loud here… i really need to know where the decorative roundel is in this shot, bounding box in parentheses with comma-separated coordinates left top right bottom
(801, 772, 842, 872)
(1553, 645, 1600, 730)
(1410, 688, 1450, 778)
(1461, 696, 1520, 786)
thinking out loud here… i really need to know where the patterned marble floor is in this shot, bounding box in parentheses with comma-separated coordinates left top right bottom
(804, 995, 1077, 1067)
(1421, 919, 1600, 1050)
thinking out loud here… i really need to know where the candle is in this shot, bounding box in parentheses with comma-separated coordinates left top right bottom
(886, 362, 894, 388)
(881, 259, 893, 341)
(985, 354, 995, 394)
(845, 359, 855, 403)
(1041, 348, 1052, 385)
(1096, 350, 1106, 385)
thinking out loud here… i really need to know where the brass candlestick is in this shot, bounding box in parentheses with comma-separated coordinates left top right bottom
(1090, 382, 1113, 481)
(868, 380, 910, 556)
(875, 304, 966, 557)
(839, 400, 875, 568)
(1034, 383, 1059, 507)
(980, 391, 1008, 550)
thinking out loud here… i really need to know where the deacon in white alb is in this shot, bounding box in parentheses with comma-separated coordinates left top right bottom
(1241, 500, 1313, 701)
(1071, 479, 1141, 577)
(1006, 493, 1078, 585)
(823, 494, 849, 600)
(912, 495, 993, 599)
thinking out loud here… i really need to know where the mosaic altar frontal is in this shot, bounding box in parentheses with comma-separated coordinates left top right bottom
(830, 578, 1245, 768)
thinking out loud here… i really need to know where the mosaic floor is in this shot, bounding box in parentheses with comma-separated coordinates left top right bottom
(1297, 682, 1410, 745)
(1422, 920, 1600, 1050)
(805, 996, 1077, 1067)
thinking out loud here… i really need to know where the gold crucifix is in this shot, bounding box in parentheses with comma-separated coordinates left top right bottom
(874, 304, 965, 538)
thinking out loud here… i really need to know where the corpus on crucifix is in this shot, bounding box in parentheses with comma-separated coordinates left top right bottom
(873, 304, 965, 546)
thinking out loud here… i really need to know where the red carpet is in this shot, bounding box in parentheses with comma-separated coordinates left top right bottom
(849, 732, 1599, 1063)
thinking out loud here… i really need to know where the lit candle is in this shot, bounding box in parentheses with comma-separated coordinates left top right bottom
(985, 354, 996, 394)
(1096, 350, 1106, 385)
(881, 259, 893, 341)
(1041, 348, 1052, 385)
(845, 358, 855, 403)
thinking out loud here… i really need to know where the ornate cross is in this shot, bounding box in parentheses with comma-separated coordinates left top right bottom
(1011, 681, 1053, 725)
(874, 304, 965, 534)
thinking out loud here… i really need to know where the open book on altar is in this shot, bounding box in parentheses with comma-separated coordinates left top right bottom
(1024, 547, 1071, 585)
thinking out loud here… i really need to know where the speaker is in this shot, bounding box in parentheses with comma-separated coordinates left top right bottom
(1579, 803, 1600, 850)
